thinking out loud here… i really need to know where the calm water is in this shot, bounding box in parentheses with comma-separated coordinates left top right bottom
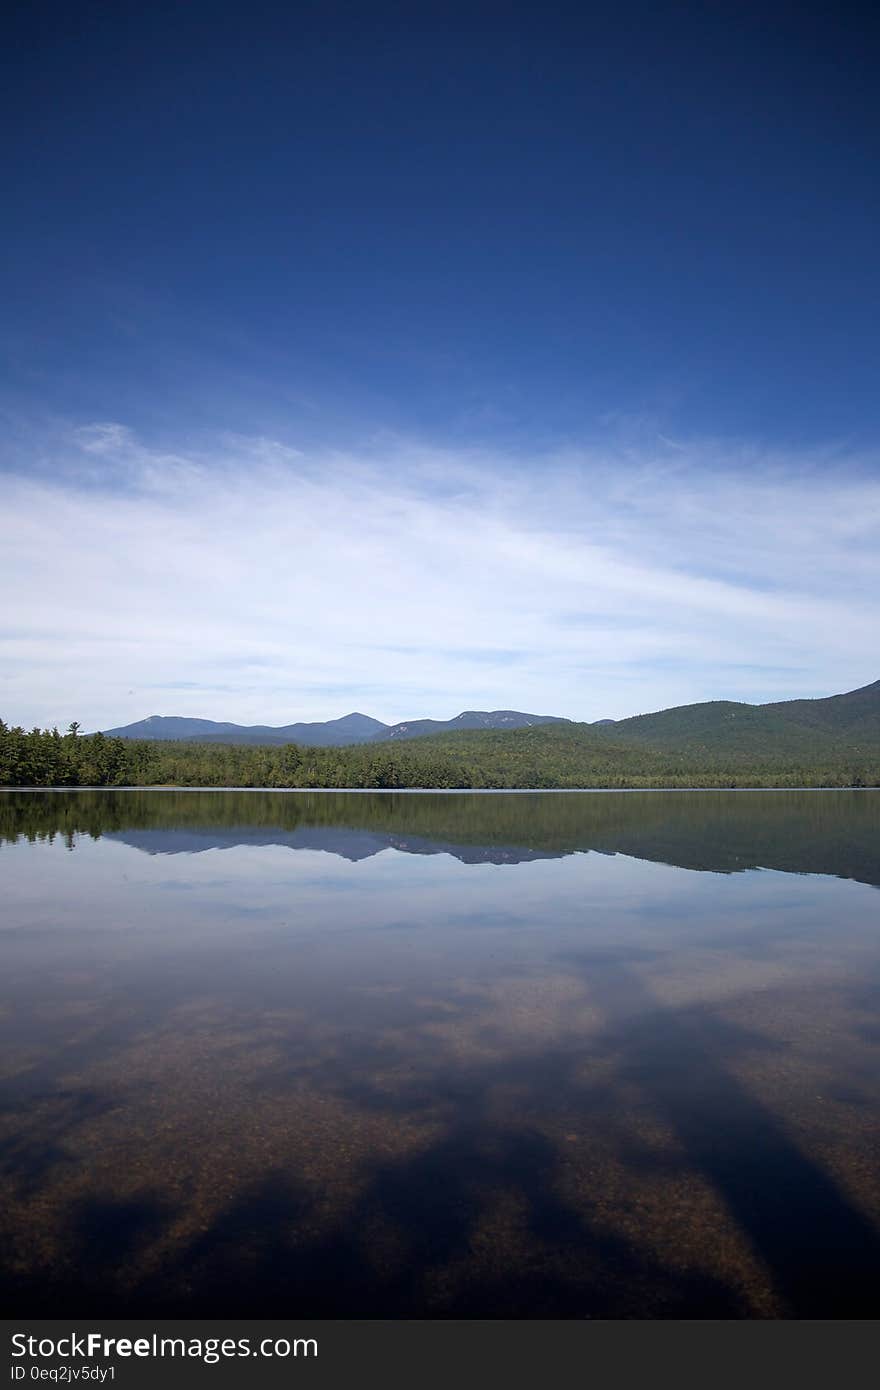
(1, 788, 879, 1318)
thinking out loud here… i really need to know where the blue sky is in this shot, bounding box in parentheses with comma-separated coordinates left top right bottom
(3, 2, 879, 729)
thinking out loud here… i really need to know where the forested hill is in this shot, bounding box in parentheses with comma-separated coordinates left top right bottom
(2, 712, 879, 789)
(590, 678, 880, 753)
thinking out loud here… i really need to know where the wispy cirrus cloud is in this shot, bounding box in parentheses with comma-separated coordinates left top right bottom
(1, 423, 878, 730)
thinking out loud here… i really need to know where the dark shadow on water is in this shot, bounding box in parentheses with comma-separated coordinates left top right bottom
(4, 956, 880, 1316)
(3, 949, 880, 1316)
(73, 1192, 176, 1267)
(564, 954, 880, 1317)
(0, 1087, 119, 1195)
(0, 1143, 747, 1318)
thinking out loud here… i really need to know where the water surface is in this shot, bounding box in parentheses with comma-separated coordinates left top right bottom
(2, 789, 879, 1317)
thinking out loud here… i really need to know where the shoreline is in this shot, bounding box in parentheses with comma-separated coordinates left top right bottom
(4, 784, 879, 796)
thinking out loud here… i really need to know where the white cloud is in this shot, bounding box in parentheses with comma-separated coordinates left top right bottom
(1, 425, 878, 730)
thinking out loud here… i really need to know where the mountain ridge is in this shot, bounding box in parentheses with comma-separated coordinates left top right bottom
(97, 680, 880, 753)
(588, 679, 880, 753)
(100, 708, 569, 746)
(375, 710, 570, 741)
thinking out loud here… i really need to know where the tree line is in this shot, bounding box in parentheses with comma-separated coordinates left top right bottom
(1, 719, 878, 790)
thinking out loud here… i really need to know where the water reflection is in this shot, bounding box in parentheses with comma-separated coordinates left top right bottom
(1, 790, 879, 1316)
(2, 786, 879, 883)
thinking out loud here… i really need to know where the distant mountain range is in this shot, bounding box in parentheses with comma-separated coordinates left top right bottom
(100, 709, 570, 746)
(99, 679, 880, 754)
(100, 711, 390, 746)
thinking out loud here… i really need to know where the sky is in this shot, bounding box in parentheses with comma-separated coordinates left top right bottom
(2, 1, 879, 730)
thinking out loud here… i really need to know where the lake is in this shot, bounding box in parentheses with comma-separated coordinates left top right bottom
(1, 787, 879, 1318)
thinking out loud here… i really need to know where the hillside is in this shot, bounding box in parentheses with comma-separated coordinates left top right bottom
(765, 679, 880, 737)
(8, 679, 879, 790)
(99, 682, 880, 755)
(591, 679, 880, 756)
(6, 715, 876, 790)
(343, 718, 880, 786)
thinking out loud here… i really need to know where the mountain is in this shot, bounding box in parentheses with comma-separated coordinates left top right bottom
(189, 712, 390, 746)
(100, 715, 247, 741)
(764, 679, 880, 738)
(97, 682, 880, 756)
(590, 679, 880, 755)
(373, 710, 570, 741)
(99, 709, 567, 746)
(101, 712, 390, 746)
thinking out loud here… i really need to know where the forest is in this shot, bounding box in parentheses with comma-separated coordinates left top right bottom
(1, 719, 878, 790)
